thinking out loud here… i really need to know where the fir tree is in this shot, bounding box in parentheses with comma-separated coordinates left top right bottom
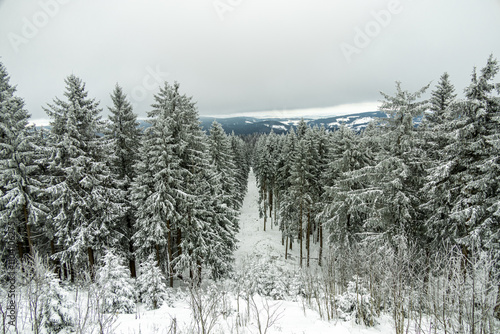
(360, 83, 429, 247)
(321, 125, 373, 247)
(137, 254, 169, 310)
(426, 56, 500, 253)
(0, 61, 47, 259)
(208, 121, 239, 211)
(288, 125, 315, 267)
(175, 99, 237, 282)
(131, 82, 182, 286)
(229, 132, 250, 206)
(105, 84, 141, 277)
(44, 75, 122, 278)
(96, 250, 136, 314)
(429, 72, 457, 115)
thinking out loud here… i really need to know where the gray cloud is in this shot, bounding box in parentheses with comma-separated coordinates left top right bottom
(1, 0, 499, 123)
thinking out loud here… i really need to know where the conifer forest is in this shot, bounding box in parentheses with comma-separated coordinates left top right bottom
(0, 56, 499, 333)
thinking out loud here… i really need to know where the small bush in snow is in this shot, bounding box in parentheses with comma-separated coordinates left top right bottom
(97, 250, 136, 314)
(234, 255, 303, 300)
(335, 276, 377, 326)
(18, 253, 74, 333)
(137, 254, 170, 310)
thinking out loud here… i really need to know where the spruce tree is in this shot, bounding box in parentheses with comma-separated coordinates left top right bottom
(133, 81, 237, 284)
(229, 132, 250, 206)
(426, 56, 500, 253)
(137, 253, 168, 310)
(174, 91, 237, 282)
(131, 82, 182, 286)
(44, 75, 122, 279)
(429, 72, 457, 115)
(208, 121, 239, 211)
(105, 84, 141, 277)
(0, 62, 47, 259)
(288, 125, 315, 267)
(96, 250, 136, 314)
(321, 125, 373, 247)
(360, 83, 429, 247)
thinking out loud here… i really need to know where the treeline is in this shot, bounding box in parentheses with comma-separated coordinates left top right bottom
(254, 56, 500, 332)
(0, 64, 251, 285)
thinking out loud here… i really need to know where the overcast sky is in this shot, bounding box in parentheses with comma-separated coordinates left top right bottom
(1, 0, 499, 124)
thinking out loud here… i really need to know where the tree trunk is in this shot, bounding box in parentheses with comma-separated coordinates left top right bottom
(285, 235, 289, 260)
(274, 192, 277, 227)
(16, 224, 24, 259)
(69, 261, 75, 283)
(155, 244, 161, 267)
(299, 201, 303, 268)
(50, 239, 61, 279)
(23, 204, 34, 256)
(176, 228, 182, 257)
(495, 284, 500, 320)
(87, 247, 95, 281)
(17, 241, 24, 260)
(318, 221, 323, 266)
(129, 242, 136, 278)
(346, 213, 351, 244)
(127, 215, 136, 278)
(189, 249, 194, 282)
(269, 189, 273, 228)
(263, 184, 267, 232)
(306, 207, 311, 267)
(167, 219, 174, 287)
(63, 262, 68, 281)
(197, 259, 202, 286)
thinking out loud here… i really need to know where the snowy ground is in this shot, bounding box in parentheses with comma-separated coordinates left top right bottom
(234, 168, 301, 268)
(114, 169, 394, 334)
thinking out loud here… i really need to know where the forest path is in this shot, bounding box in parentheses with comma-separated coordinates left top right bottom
(234, 168, 300, 268)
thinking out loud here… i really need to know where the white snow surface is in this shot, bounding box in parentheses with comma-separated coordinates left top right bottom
(271, 125, 287, 131)
(114, 169, 394, 333)
(352, 117, 374, 125)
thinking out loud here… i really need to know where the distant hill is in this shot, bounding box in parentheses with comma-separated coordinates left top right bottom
(115, 111, 407, 136)
(198, 111, 388, 135)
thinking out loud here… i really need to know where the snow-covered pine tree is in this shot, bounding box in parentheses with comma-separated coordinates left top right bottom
(320, 125, 373, 247)
(190, 163, 237, 280)
(229, 132, 250, 207)
(137, 253, 168, 310)
(105, 84, 141, 277)
(173, 89, 237, 282)
(302, 126, 320, 267)
(133, 81, 237, 284)
(288, 123, 316, 267)
(254, 135, 269, 229)
(426, 56, 500, 254)
(42, 273, 74, 333)
(421, 72, 457, 162)
(420, 74, 458, 253)
(96, 249, 136, 314)
(275, 129, 298, 259)
(208, 121, 240, 211)
(362, 82, 429, 247)
(19, 252, 74, 333)
(429, 72, 457, 116)
(255, 131, 279, 231)
(43, 75, 123, 279)
(0, 61, 47, 259)
(131, 82, 182, 286)
(311, 125, 330, 265)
